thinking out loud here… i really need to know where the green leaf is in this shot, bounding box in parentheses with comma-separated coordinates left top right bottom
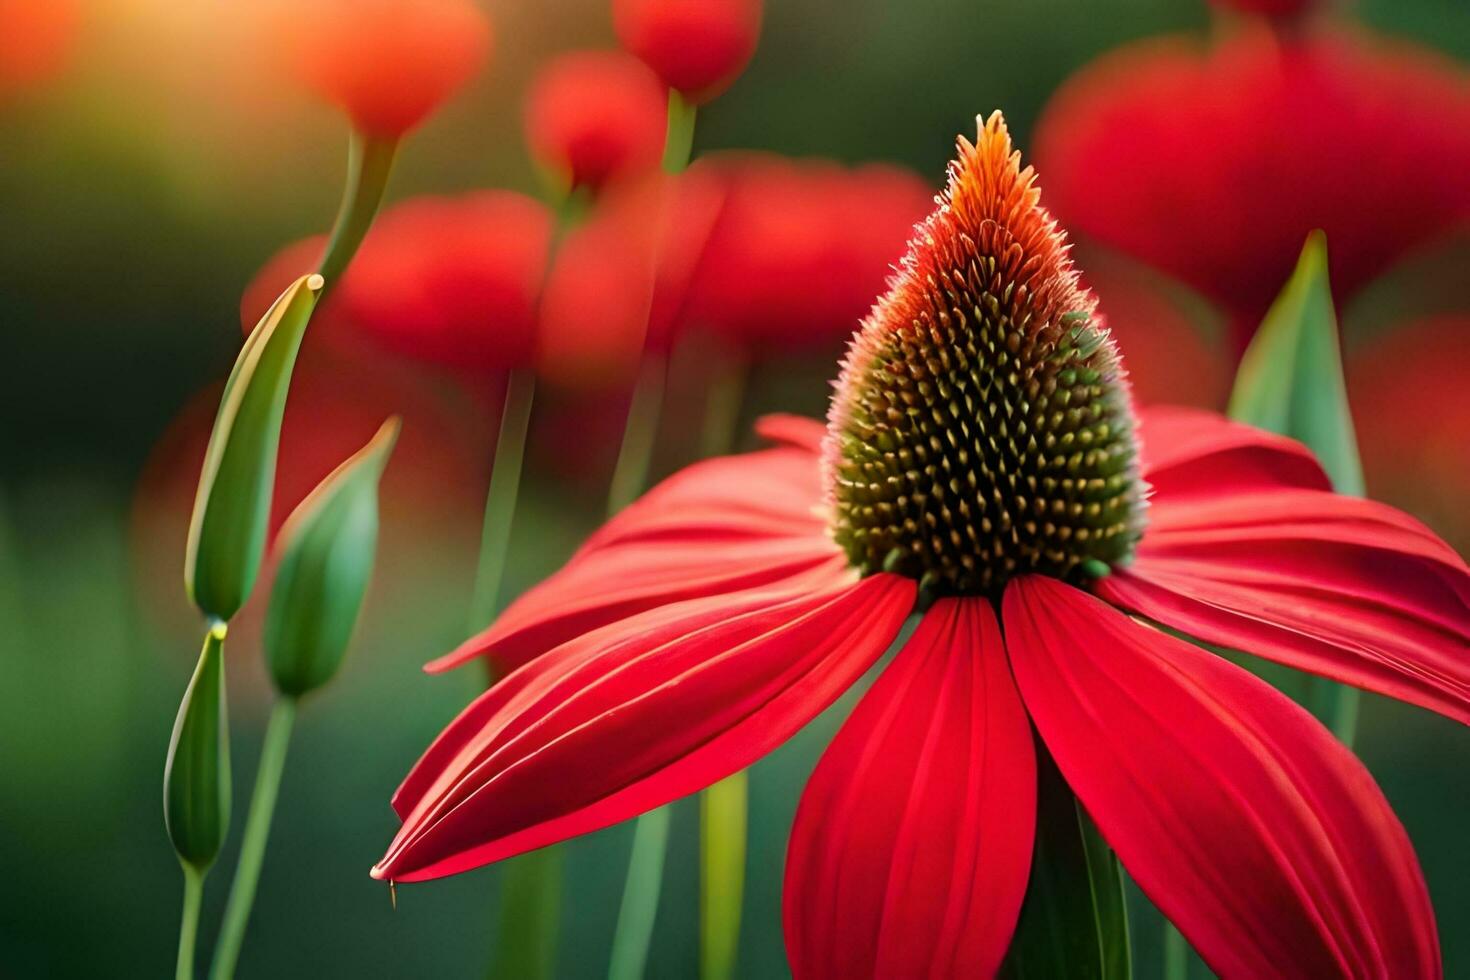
(264, 417, 399, 698)
(1227, 231, 1364, 495)
(164, 625, 231, 871)
(1003, 743, 1131, 980)
(185, 274, 324, 622)
(1228, 231, 1366, 745)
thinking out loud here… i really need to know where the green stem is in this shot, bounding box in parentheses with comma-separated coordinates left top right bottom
(608, 806, 672, 980)
(700, 772, 747, 980)
(694, 357, 749, 980)
(316, 131, 400, 291)
(698, 353, 748, 458)
(209, 698, 298, 980)
(603, 85, 700, 980)
(1331, 686, 1361, 746)
(491, 847, 564, 979)
(176, 863, 205, 980)
(467, 368, 538, 635)
(662, 90, 698, 175)
(606, 353, 667, 517)
(1162, 922, 1188, 980)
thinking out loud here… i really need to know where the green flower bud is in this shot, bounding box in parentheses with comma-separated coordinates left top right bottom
(164, 624, 231, 871)
(185, 274, 325, 621)
(265, 417, 399, 698)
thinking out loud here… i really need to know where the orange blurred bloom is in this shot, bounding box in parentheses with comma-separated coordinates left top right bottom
(271, 0, 491, 137)
(524, 51, 668, 193)
(0, 0, 77, 96)
(613, 0, 762, 104)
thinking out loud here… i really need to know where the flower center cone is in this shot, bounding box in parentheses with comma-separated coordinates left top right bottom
(825, 112, 1147, 598)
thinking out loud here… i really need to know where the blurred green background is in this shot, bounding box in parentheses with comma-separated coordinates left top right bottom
(4, 0, 1469, 976)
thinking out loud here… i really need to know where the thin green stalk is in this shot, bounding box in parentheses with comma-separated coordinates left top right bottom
(662, 90, 697, 175)
(609, 806, 672, 980)
(602, 354, 671, 973)
(606, 353, 667, 517)
(1332, 687, 1361, 745)
(492, 847, 564, 979)
(467, 368, 538, 636)
(695, 357, 750, 980)
(317, 131, 400, 290)
(700, 773, 747, 980)
(698, 353, 748, 458)
(209, 698, 298, 980)
(176, 864, 205, 980)
(1163, 922, 1188, 980)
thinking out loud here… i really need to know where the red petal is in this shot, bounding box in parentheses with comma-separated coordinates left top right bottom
(376, 573, 916, 882)
(784, 599, 1035, 979)
(1138, 405, 1330, 497)
(430, 446, 835, 673)
(585, 445, 825, 549)
(1005, 576, 1440, 979)
(753, 413, 827, 454)
(1104, 488, 1470, 724)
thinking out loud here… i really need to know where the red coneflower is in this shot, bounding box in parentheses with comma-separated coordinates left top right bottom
(375, 114, 1467, 977)
(1034, 24, 1470, 352)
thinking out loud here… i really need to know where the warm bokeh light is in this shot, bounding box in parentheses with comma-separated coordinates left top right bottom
(0, 0, 77, 97)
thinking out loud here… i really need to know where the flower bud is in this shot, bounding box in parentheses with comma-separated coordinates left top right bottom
(272, 0, 492, 138)
(186, 274, 324, 622)
(525, 51, 667, 194)
(613, 0, 762, 104)
(265, 418, 399, 697)
(164, 625, 231, 871)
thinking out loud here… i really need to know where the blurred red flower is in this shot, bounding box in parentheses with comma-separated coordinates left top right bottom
(537, 170, 725, 389)
(0, 0, 76, 96)
(685, 154, 932, 356)
(269, 0, 491, 137)
(1208, 0, 1320, 17)
(243, 192, 553, 377)
(1349, 315, 1470, 555)
(1076, 248, 1228, 409)
(1035, 24, 1470, 351)
(613, 0, 762, 104)
(537, 154, 930, 382)
(525, 51, 668, 193)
